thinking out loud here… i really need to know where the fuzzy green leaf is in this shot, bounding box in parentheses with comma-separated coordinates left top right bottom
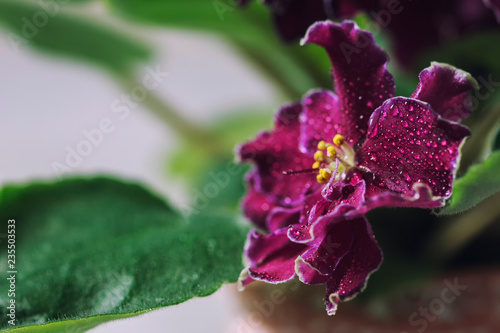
(0, 177, 247, 332)
(439, 151, 500, 214)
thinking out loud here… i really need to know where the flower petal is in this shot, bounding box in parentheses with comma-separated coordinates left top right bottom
(300, 90, 343, 155)
(357, 97, 470, 199)
(266, 206, 301, 233)
(238, 103, 318, 206)
(242, 172, 279, 231)
(295, 256, 330, 285)
(300, 215, 354, 276)
(411, 62, 478, 122)
(324, 216, 382, 315)
(302, 20, 395, 146)
(288, 184, 364, 244)
(364, 181, 444, 211)
(243, 229, 307, 284)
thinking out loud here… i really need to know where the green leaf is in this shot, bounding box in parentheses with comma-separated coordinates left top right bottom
(0, 177, 247, 331)
(106, 0, 324, 98)
(439, 151, 500, 215)
(0, 0, 151, 74)
(460, 105, 500, 171)
(167, 109, 271, 185)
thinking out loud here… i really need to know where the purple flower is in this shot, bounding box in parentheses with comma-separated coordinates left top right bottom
(237, 21, 476, 314)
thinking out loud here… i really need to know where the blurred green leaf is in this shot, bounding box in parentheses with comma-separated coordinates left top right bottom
(106, 0, 326, 97)
(0, 0, 151, 74)
(461, 105, 500, 171)
(168, 110, 270, 185)
(439, 151, 500, 215)
(0, 177, 247, 332)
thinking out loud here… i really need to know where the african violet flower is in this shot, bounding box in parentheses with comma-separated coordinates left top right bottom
(237, 20, 477, 314)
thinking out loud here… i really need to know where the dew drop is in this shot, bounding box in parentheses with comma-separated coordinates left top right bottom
(403, 172, 411, 182)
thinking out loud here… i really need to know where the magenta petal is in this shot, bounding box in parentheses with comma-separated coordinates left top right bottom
(300, 216, 354, 276)
(302, 20, 395, 146)
(296, 256, 330, 285)
(238, 103, 317, 205)
(322, 179, 366, 208)
(266, 207, 301, 233)
(242, 173, 278, 231)
(288, 185, 363, 244)
(324, 217, 382, 315)
(364, 182, 444, 211)
(300, 90, 342, 155)
(357, 97, 470, 199)
(411, 62, 478, 122)
(238, 271, 255, 290)
(244, 229, 307, 284)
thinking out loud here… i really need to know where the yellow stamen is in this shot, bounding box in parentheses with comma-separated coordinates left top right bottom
(314, 151, 324, 162)
(327, 146, 336, 158)
(317, 140, 327, 150)
(316, 174, 328, 184)
(319, 169, 332, 181)
(312, 161, 320, 169)
(333, 134, 345, 147)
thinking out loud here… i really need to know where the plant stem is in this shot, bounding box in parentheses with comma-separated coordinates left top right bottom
(115, 72, 227, 156)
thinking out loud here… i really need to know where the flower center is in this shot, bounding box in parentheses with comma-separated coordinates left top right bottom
(312, 134, 356, 184)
